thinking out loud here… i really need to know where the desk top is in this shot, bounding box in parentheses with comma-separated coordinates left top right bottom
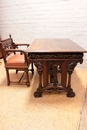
(26, 38, 87, 53)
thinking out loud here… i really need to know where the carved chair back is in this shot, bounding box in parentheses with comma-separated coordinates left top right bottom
(0, 35, 17, 63)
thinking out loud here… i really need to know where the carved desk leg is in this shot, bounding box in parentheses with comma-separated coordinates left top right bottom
(66, 62, 77, 97)
(34, 62, 43, 97)
(67, 71, 75, 97)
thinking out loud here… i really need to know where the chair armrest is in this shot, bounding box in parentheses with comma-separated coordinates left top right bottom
(5, 49, 26, 53)
(5, 49, 28, 62)
(14, 44, 30, 48)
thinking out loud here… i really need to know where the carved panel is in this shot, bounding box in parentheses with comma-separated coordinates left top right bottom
(28, 53, 83, 60)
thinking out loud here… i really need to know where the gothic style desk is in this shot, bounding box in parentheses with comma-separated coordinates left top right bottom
(26, 38, 87, 98)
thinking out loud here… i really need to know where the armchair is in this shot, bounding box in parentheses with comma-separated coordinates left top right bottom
(0, 35, 33, 86)
(9, 34, 34, 74)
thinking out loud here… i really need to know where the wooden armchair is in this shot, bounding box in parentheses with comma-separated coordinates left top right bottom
(9, 35, 34, 74)
(0, 35, 33, 86)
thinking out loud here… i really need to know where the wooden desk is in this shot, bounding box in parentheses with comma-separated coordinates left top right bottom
(26, 38, 87, 98)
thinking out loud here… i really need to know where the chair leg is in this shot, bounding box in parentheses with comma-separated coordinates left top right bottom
(28, 63, 34, 75)
(16, 70, 18, 74)
(6, 68, 10, 86)
(31, 63, 34, 74)
(26, 70, 30, 87)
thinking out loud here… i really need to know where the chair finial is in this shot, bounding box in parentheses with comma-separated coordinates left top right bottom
(9, 34, 11, 38)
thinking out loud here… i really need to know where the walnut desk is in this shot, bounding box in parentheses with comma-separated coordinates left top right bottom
(26, 38, 87, 98)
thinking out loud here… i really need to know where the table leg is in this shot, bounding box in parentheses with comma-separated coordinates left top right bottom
(61, 61, 75, 97)
(66, 61, 77, 97)
(34, 61, 43, 97)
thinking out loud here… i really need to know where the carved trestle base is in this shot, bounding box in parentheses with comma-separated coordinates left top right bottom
(29, 53, 83, 98)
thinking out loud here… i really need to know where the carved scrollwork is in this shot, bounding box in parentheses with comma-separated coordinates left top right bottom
(68, 59, 83, 74)
(2, 39, 14, 56)
(29, 53, 83, 59)
(2, 40, 13, 50)
(68, 62, 77, 74)
(34, 61, 43, 75)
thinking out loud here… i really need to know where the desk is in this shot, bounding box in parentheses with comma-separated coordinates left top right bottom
(26, 38, 87, 98)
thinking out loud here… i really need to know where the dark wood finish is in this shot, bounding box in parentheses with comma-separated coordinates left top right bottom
(26, 38, 87, 97)
(0, 35, 34, 86)
(0, 51, 2, 59)
(0, 37, 2, 59)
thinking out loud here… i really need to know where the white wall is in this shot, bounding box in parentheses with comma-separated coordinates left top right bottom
(0, 0, 87, 67)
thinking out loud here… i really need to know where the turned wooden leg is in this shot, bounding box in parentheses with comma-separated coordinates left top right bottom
(6, 68, 10, 86)
(26, 69, 30, 87)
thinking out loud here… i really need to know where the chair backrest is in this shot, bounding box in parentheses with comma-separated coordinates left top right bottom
(1, 35, 16, 50)
(0, 35, 16, 63)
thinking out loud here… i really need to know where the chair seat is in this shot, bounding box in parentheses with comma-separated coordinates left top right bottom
(6, 54, 28, 68)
